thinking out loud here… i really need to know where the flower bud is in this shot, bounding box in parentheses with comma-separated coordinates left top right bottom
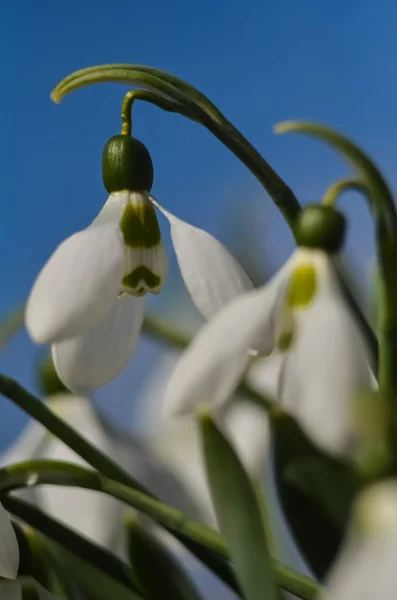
(294, 204, 346, 253)
(102, 135, 153, 194)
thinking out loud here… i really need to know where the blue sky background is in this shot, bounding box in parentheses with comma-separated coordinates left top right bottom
(1, 0, 397, 447)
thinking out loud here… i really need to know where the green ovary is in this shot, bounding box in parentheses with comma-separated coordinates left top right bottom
(286, 263, 317, 308)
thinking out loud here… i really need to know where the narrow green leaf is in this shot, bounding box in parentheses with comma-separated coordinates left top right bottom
(126, 514, 204, 600)
(283, 456, 361, 528)
(199, 409, 278, 600)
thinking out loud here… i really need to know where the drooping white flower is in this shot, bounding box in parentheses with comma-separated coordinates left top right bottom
(322, 480, 397, 600)
(0, 391, 204, 549)
(26, 189, 252, 393)
(165, 247, 374, 456)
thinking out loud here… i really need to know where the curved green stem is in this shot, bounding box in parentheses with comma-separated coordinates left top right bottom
(0, 373, 147, 492)
(0, 460, 321, 600)
(322, 177, 367, 206)
(51, 64, 301, 228)
(120, 90, 196, 136)
(276, 121, 397, 395)
(0, 304, 25, 352)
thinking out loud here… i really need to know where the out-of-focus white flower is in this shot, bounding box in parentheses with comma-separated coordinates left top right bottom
(0, 578, 58, 599)
(1, 392, 204, 549)
(0, 502, 19, 580)
(25, 189, 252, 393)
(323, 480, 397, 600)
(165, 247, 374, 456)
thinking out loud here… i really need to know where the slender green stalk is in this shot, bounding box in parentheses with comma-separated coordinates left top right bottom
(120, 89, 196, 136)
(0, 460, 321, 600)
(322, 178, 367, 206)
(0, 304, 25, 351)
(0, 373, 147, 492)
(52, 64, 301, 228)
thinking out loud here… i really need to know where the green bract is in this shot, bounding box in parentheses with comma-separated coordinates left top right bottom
(294, 204, 346, 253)
(102, 135, 154, 193)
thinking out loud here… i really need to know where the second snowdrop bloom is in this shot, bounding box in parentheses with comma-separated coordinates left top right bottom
(322, 480, 397, 600)
(26, 133, 253, 392)
(165, 205, 374, 456)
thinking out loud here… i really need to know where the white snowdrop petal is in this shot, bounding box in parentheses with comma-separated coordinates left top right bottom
(0, 580, 21, 600)
(223, 400, 270, 473)
(0, 502, 19, 579)
(164, 284, 281, 416)
(0, 419, 46, 468)
(26, 225, 124, 344)
(52, 295, 146, 392)
(323, 483, 397, 600)
(152, 199, 254, 318)
(280, 280, 372, 457)
(38, 396, 120, 546)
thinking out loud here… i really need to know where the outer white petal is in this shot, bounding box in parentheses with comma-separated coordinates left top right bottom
(26, 226, 124, 343)
(0, 580, 21, 600)
(164, 280, 284, 417)
(0, 502, 19, 579)
(323, 481, 397, 600)
(52, 295, 146, 392)
(38, 395, 121, 547)
(151, 198, 254, 318)
(280, 256, 373, 456)
(0, 420, 45, 468)
(223, 400, 270, 473)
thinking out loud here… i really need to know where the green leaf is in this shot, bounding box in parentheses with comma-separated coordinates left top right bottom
(271, 411, 345, 580)
(126, 514, 204, 600)
(0, 460, 322, 599)
(199, 409, 279, 600)
(283, 456, 360, 527)
(56, 546, 144, 600)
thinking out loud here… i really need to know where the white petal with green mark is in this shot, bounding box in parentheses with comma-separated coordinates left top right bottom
(151, 198, 254, 318)
(280, 253, 373, 456)
(52, 295, 146, 392)
(0, 502, 19, 579)
(26, 226, 124, 343)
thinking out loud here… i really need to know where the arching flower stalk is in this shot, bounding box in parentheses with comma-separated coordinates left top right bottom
(25, 95, 253, 393)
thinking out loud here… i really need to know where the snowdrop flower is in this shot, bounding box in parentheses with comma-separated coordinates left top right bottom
(165, 205, 374, 456)
(322, 480, 397, 600)
(1, 359, 203, 549)
(26, 134, 252, 392)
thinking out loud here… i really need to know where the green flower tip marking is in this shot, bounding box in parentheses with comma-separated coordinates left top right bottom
(102, 135, 154, 194)
(294, 204, 346, 253)
(286, 264, 317, 308)
(120, 199, 161, 248)
(122, 267, 161, 295)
